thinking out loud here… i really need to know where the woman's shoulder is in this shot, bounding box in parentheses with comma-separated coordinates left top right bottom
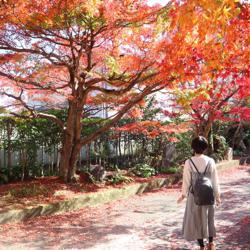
(201, 155, 214, 160)
(205, 155, 216, 164)
(204, 155, 216, 170)
(184, 157, 193, 165)
(190, 155, 216, 165)
(184, 155, 215, 165)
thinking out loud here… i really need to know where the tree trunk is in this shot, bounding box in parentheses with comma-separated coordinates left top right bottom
(56, 144, 60, 174)
(115, 140, 118, 168)
(59, 101, 83, 182)
(20, 149, 29, 181)
(87, 143, 91, 167)
(67, 143, 82, 182)
(60, 131, 83, 182)
(59, 132, 73, 180)
(196, 119, 212, 139)
(196, 116, 214, 155)
(6, 120, 13, 177)
(118, 133, 122, 165)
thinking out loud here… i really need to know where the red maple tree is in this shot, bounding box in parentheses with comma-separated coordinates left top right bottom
(166, 2, 250, 138)
(0, 1, 171, 181)
(0, 0, 248, 181)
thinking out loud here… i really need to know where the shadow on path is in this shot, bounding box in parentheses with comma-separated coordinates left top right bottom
(0, 167, 249, 250)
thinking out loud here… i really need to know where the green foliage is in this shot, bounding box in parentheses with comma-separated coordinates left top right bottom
(107, 172, 133, 185)
(10, 165, 23, 181)
(130, 163, 156, 178)
(0, 110, 64, 181)
(142, 96, 162, 121)
(159, 166, 181, 174)
(144, 154, 163, 168)
(173, 131, 193, 165)
(105, 56, 121, 76)
(8, 184, 50, 198)
(0, 165, 24, 183)
(209, 153, 223, 163)
(243, 128, 250, 146)
(213, 135, 229, 160)
(0, 168, 9, 184)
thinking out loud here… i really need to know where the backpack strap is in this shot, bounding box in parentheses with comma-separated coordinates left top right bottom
(189, 158, 211, 175)
(203, 160, 211, 175)
(189, 158, 200, 174)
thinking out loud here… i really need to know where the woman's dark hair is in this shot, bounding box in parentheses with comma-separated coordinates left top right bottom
(191, 136, 208, 154)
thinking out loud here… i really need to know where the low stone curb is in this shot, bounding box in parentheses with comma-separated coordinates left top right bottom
(216, 159, 239, 170)
(0, 160, 238, 225)
(0, 176, 178, 225)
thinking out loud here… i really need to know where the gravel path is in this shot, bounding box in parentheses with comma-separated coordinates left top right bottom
(0, 166, 249, 250)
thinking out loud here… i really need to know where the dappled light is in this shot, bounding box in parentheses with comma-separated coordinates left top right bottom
(0, 166, 249, 249)
(0, 0, 249, 249)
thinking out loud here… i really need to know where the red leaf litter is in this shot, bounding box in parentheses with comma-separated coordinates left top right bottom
(0, 164, 247, 213)
(0, 176, 103, 212)
(0, 173, 174, 213)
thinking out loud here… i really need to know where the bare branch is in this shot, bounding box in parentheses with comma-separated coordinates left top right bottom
(0, 90, 64, 128)
(79, 82, 163, 146)
(0, 42, 68, 66)
(0, 71, 59, 90)
(87, 68, 157, 96)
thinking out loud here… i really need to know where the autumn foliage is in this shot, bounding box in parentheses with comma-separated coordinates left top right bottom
(0, 0, 249, 181)
(163, 1, 250, 137)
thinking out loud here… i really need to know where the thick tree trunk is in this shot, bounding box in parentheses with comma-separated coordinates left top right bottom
(59, 132, 73, 180)
(196, 116, 214, 155)
(60, 137, 83, 182)
(59, 101, 83, 182)
(196, 120, 212, 139)
(58, 72, 158, 182)
(67, 143, 82, 181)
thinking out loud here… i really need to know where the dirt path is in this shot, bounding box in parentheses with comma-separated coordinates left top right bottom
(0, 166, 249, 250)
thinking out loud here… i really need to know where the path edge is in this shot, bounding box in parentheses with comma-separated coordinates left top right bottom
(0, 160, 238, 224)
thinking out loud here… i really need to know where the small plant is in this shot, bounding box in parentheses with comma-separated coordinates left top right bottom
(10, 165, 23, 181)
(210, 153, 223, 163)
(213, 135, 229, 160)
(160, 167, 180, 174)
(108, 172, 133, 185)
(0, 167, 9, 184)
(130, 163, 156, 178)
(9, 184, 50, 198)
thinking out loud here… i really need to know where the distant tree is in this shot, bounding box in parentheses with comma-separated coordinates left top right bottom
(168, 2, 250, 138)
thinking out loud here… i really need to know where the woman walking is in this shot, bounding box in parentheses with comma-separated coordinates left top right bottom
(177, 136, 221, 250)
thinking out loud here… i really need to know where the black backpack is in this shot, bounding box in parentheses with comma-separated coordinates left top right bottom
(189, 158, 215, 206)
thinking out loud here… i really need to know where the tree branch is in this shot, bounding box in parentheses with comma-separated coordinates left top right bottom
(87, 68, 157, 96)
(0, 71, 60, 90)
(1, 91, 64, 128)
(80, 82, 164, 146)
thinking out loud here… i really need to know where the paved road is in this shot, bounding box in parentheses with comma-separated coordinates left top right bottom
(0, 166, 249, 250)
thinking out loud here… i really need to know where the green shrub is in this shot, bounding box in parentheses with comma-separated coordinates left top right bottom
(173, 131, 193, 165)
(10, 165, 23, 181)
(9, 184, 50, 198)
(160, 166, 180, 174)
(0, 168, 8, 184)
(107, 172, 133, 184)
(130, 163, 156, 178)
(210, 153, 223, 163)
(213, 135, 229, 160)
(0, 174, 8, 185)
